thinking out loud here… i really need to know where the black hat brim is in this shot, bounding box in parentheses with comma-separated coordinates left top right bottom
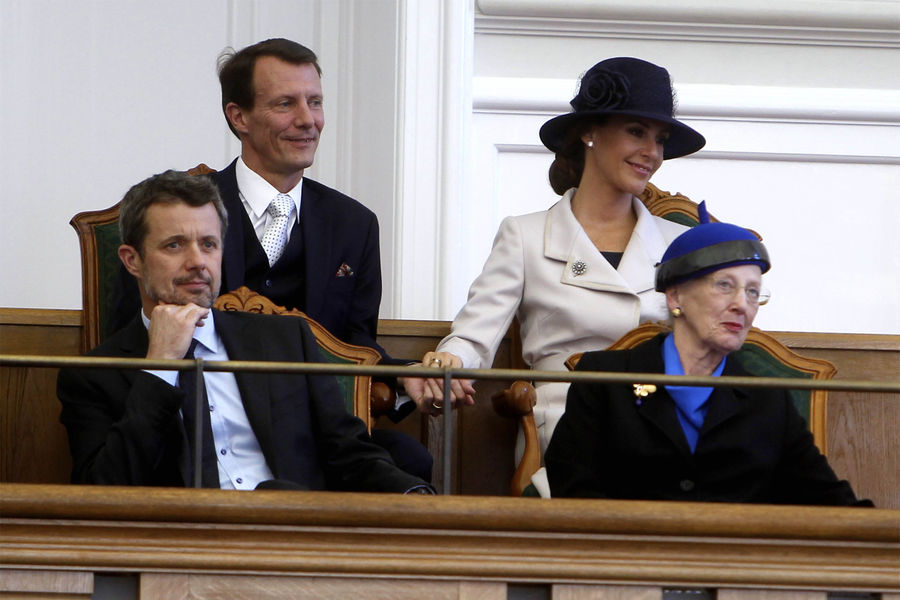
(539, 108, 706, 160)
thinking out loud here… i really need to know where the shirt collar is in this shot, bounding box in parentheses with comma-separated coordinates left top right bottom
(235, 156, 303, 220)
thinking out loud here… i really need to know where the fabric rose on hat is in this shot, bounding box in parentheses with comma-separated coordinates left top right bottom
(571, 69, 630, 112)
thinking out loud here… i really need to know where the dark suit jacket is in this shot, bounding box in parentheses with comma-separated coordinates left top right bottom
(57, 309, 426, 492)
(213, 161, 388, 356)
(112, 160, 388, 358)
(545, 334, 869, 506)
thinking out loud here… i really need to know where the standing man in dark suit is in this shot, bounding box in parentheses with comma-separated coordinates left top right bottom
(58, 170, 432, 493)
(213, 39, 385, 354)
(111, 39, 430, 480)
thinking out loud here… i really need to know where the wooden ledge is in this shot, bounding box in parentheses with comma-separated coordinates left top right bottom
(1, 484, 894, 541)
(2, 484, 897, 591)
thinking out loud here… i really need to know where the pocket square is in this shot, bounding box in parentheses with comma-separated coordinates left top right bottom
(336, 262, 355, 278)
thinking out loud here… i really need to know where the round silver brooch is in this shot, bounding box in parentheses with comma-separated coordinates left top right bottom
(571, 260, 587, 276)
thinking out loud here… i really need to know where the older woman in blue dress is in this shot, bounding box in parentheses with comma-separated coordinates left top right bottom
(545, 209, 871, 505)
(401, 57, 705, 459)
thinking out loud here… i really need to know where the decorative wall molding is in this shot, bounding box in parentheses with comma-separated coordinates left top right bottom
(475, 0, 900, 47)
(394, 0, 475, 318)
(474, 77, 900, 126)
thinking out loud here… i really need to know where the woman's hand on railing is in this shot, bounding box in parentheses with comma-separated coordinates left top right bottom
(398, 351, 476, 416)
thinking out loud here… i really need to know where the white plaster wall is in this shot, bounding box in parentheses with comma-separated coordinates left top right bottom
(1, 0, 898, 336)
(461, 0, 900, 335)
(0, 0, 408, 314)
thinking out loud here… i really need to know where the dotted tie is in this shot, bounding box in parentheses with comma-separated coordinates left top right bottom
(260, 194, 295, 266)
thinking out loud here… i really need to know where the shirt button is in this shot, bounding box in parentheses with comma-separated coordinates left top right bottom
(680, 479, 695, 492)
(220, 448, 227, 456)
(209, 405, 215, 412)
(236, 478, 243, 484)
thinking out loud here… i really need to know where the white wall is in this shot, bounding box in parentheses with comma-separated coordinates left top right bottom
(0, 0, 410, 313)
(1, 0, 898, 335)
(462, 0, 900, 335)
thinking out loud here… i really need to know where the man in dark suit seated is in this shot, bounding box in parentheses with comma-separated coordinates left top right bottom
(111, 38, 430, 481)
(59, 170, 432, 493)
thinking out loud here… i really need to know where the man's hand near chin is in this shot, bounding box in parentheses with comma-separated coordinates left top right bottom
(145, 302, 210, 360)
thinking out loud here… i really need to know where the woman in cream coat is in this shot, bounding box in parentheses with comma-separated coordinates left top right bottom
(401, 57, 707, 457)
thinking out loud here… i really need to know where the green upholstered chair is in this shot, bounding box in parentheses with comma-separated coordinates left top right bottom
(69, 163, 217, 353)
(494, 184, 832, 497)
(69, 165, 390, 429)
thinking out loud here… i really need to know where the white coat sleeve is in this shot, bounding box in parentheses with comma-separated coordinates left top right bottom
(437, 216, 526, 369)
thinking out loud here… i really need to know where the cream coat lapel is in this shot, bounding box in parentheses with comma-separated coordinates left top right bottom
(548, 192, 668, 296)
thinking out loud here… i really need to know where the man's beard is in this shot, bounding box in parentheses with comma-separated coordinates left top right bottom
(144, 274, 218, 308)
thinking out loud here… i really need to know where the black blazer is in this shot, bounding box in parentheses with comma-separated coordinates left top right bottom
(545, 334, 869, 506)
(112, 160, 388, 358)
(57, 309, 426, 492)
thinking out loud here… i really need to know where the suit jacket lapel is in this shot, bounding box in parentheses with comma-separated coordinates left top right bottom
(213, 310, 278, 474)
(213, 160, 248, 294)
(700, 358, 748, 436)
(547, 193, 664, 296)
(629, 336, 695, 459)
(617, 197, 671, 295)
(115, 313, 150, 357)
(299, 180, 332, 318)
(115, 313, 192, 485)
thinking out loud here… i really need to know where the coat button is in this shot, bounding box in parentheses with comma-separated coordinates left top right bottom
(679, 479, 695, 492)
(264, 279, 272, 287)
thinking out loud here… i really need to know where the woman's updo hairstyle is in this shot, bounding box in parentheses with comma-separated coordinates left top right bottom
(547, 117, 604, 195)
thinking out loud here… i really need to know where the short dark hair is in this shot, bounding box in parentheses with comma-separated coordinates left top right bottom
(217, 38, 322, 137)
(119, 170, 228, 255)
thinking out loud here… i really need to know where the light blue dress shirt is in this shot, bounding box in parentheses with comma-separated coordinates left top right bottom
(142, 311, 274, 489)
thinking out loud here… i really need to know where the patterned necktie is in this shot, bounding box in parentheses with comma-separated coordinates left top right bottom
(260, 193, 295, 266)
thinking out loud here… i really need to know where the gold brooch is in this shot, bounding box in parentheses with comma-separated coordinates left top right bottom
(633, 384, 656, 405)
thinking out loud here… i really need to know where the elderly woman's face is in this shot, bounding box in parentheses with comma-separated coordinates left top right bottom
(666, 264, 763, 357)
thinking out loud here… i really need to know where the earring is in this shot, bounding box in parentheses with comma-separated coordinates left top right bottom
(586, 140, 594, 148)
(671, 307, 683, 318)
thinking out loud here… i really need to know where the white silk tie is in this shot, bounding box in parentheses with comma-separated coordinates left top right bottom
(260, 194, 294, 266)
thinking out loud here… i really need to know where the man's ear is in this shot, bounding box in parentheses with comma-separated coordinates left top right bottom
(224, 102, 249, 136)
(118, 244, 142, 279)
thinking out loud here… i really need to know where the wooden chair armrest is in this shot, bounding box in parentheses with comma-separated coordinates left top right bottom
(492, 381, 541, 496)
(491, 380, 536, 418)
(370, 382, 395, 421)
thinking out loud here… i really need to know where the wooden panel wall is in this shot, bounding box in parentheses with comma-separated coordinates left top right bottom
(1, 309, 897, 507)
(0, 309, 80, 484)
(1, 486, 897, 596)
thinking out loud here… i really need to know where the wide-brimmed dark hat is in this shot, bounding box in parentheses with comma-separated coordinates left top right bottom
(539, 57, 706, 160)
(655, 202, 770, 291)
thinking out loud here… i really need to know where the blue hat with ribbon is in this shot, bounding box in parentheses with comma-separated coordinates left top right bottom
(654, 202, 770, 291)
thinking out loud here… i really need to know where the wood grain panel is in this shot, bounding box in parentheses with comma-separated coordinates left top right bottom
(553, 584, 659, 599)
(378, 319, 519, 496)
(0, 568, 91, 597)
(140, 574, 504, 600)
(718, 591, 824, 600)
(2, 485, 896, 592)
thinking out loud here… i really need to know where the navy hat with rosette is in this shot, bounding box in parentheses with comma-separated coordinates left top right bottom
(654, 201, 770, 292)
(539, 57, 706, 160)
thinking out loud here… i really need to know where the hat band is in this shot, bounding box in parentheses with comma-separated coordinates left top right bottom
(655, 239, 770, 292)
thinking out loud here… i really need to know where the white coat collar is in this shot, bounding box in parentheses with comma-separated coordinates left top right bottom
(545, 188, 670, 295)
